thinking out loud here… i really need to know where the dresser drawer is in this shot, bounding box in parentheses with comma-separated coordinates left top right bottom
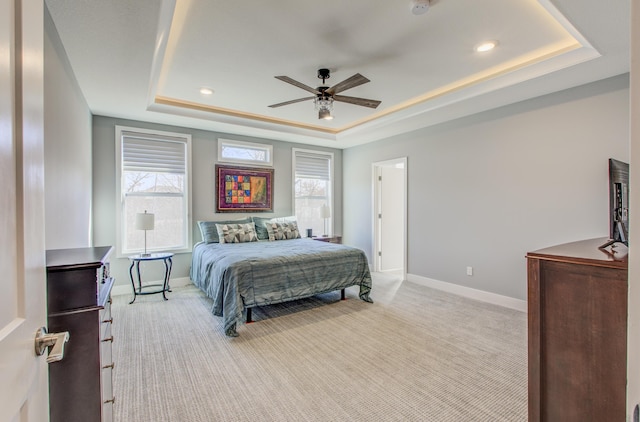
(100, 296, 114, 422)
(100, 298, 112, 327)
(101, 360, 114, 422)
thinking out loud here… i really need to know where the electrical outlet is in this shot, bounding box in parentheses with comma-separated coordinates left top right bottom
(466, 266, 473, 276)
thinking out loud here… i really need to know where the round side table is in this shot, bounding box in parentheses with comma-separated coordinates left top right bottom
(128, 252, 174, 304)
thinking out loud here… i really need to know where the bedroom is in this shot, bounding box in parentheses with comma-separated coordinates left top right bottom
(2, 0, 639, 420)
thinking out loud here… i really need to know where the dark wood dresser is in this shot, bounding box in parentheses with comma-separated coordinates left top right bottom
(526, 238, 628, 421)
(46, 246, 115, 422)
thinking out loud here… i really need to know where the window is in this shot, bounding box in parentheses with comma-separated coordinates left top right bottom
(218, 138, 273, 166)
(293, 149, 333, 237)
(116, 126, 192, 256)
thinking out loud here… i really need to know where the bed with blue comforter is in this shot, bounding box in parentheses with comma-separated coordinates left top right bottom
(190, 238, 373, 336)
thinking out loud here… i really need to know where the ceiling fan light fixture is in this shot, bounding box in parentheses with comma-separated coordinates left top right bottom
(411, 0, 430, 15)
(269, 69, 379, 119)
(318, 108, 333, 120)
(315, 96, 334, 120)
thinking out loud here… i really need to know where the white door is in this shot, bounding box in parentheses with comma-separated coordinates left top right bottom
(0, 1, 49, 421)
(380, 166, 405, 272)
(373, 158, 407, 278)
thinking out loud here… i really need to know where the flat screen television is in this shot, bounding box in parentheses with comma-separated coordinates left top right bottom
(600, 158, 629, 248)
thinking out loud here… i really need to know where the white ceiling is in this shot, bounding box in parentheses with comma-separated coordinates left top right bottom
(46, 0, 630, 148)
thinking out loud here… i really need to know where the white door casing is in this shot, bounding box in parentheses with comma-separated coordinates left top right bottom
(0, 0, 49, 421)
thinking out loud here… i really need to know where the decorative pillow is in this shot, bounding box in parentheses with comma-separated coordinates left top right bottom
(252, 216, 298, 240)
(198, 218, 251, 243)
(215, 222, 258, 244)
(265, 221, 301, 241)
(251, 216, 272, 240)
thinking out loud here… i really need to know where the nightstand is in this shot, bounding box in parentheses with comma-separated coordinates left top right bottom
(128, 252, 173, 304)
(312, 235, 342, 244)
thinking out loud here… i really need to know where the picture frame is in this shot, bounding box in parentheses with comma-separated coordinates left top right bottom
(215, 165, 273, 212)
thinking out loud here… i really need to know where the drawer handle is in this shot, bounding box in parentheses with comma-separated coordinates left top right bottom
(101, 336, 114, 343)
(102, 318, 113, 324)
(103, 362, 115, 370)
(104, 397, 115, 404)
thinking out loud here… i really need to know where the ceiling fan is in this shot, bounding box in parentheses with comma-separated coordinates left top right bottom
(268, 68, 381, 120)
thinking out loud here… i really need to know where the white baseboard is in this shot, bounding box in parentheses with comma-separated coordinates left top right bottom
(406, 274, 527, 313)
(111, 276, 193, 297)
(379, 268, 403, 273)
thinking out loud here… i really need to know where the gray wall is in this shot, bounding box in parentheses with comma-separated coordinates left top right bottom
(343, 74, 630, 301)
(44, 6, 93, 250)
(92, 116, 343, 287)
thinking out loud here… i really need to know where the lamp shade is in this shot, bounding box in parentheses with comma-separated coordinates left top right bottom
(135, 211, 154, 231)
(320, 205, 331, 219)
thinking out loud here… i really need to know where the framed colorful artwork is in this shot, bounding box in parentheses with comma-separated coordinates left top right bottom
(215, 165, 273, 212)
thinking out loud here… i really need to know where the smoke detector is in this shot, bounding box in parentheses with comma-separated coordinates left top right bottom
(411, 0, 430, 15)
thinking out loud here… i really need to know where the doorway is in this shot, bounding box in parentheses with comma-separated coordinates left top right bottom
(373, 157, 407, 280)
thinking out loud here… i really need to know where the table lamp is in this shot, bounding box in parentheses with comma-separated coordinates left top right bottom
(320, 204, 331, 237)
(135, 210, 154, 256)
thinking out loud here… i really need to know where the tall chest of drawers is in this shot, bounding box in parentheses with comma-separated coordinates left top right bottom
(526, 238, 628, 421)
(46, 246, 115, 422)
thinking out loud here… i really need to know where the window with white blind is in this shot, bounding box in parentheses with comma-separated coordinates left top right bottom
(292, 149, 334, 237)
(116, 126, 192, 255)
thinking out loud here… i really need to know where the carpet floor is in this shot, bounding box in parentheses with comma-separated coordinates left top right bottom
(111, 273, 527, 421)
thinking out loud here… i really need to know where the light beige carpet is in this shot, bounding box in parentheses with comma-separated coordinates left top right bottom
(111, 273, 527, 421)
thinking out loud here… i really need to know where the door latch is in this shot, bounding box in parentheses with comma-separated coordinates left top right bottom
(34, 327, 70, 363)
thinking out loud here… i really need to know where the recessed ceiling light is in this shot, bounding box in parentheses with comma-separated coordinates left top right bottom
(475, 41, 498, 53)
(199, 87, 214, 95)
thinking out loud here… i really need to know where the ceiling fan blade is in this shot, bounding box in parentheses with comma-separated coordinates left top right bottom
(275, 76, 321, 95)
(268, 96, 316, 108)
(333, 94, 381, 109)
(326, 73, 370, 95)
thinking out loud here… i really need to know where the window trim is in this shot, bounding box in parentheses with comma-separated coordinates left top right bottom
(292, 148, 334, 236)
(218, 138, 273, 167)
(115, 125, 193, 257)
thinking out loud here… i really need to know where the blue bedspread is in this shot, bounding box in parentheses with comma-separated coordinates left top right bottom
(190, 239, 373, 336)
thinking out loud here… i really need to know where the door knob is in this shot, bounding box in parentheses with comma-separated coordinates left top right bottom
(34, 327, 70, 363)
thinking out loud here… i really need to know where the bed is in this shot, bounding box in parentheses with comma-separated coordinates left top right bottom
(190, 237, 373, 336)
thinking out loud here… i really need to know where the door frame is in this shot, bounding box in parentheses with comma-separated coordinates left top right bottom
(372, 157, 407, 280)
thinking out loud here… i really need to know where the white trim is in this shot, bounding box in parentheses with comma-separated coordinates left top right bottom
(111, 276, 193, 297)
(217, 138, 273, 167)
(406, 273, 527, 312)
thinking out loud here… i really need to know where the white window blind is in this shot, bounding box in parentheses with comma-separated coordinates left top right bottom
(293, 149, 334, 237)
(295, 152, 331, 180)
(122, 133, 186, 174)
(116, 126, 192, 256)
